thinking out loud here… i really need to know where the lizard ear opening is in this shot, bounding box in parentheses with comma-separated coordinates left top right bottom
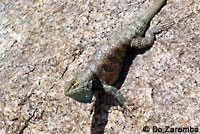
(67, 89, 93, 103)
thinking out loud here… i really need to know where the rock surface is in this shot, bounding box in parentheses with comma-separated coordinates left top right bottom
(0, 0, 199, 133)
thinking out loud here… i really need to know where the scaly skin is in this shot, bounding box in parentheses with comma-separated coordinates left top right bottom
(64, 0, 172, 110)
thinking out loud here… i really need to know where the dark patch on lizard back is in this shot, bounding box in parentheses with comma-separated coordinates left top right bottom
(96, 39, 130, 85)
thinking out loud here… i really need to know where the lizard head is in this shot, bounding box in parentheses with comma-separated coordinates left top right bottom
(64, 77, 94, 103)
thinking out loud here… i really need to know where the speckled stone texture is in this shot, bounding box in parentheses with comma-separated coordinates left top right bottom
(0, 0, 199, 134)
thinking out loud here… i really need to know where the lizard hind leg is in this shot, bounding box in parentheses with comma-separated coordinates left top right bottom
(130, 21, 174, 49)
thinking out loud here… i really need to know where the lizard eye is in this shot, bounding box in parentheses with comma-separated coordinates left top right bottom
(64, 78, 77, 91)
(69, 80, 76, 88)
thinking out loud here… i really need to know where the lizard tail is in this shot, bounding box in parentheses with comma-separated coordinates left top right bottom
(140, 0, 167, 24)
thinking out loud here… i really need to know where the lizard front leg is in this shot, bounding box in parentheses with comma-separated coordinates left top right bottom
(102, 84, 130, 111)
